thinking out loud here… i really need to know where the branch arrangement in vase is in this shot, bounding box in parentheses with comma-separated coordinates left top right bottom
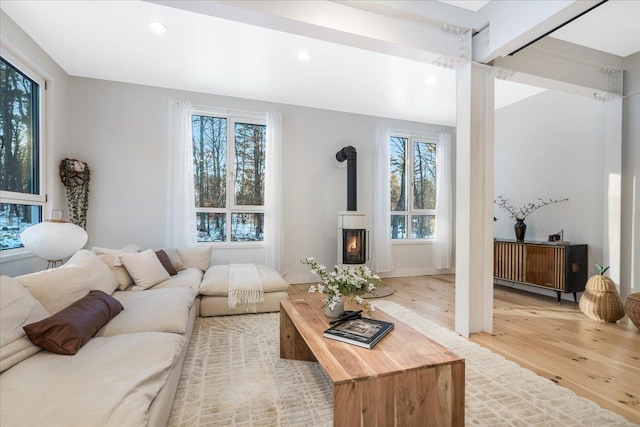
(494, 196, 568, 221)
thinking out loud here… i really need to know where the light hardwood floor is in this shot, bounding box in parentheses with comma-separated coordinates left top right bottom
(288, 275, 640, 424)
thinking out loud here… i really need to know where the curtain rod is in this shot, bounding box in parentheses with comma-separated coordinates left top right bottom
(191, 104, 267, 119)
(389, 128, 443, 139)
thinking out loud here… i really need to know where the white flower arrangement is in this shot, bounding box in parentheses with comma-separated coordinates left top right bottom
(302, 257, 380, 316)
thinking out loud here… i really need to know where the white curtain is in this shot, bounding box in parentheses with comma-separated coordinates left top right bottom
(371, 125, 393, 273)
(435, 133, 453, 269)
(263, 112, 284, 273)
(166, 100, 197, 248)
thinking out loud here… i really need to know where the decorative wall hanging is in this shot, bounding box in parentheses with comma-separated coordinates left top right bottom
(59, 158, 90, 229)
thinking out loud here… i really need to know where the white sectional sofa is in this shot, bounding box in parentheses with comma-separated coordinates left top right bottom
(92, 245, 290, 317)
(0, 247, 289, 427)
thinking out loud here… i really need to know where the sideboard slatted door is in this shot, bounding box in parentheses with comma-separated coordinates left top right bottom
(493, 241, 587, 302)
(494, 242, 526, 283)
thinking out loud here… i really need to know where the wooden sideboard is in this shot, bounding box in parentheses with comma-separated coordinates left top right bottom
(493, 240, 588, 302)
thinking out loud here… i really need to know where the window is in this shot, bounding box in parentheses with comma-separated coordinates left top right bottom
(0, 55, 45, 251)
(192, 112, 266, 243)
(390, 133, 437, 240)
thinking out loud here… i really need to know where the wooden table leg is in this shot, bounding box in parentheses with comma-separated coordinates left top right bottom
(332, 361, 464, 427)
(280, 304, 317, 362)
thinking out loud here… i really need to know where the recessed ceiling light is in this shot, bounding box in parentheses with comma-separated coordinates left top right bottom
(425, 75, 438, 85)
(297, 49, 311, 61)
(148, 22, 168, 34)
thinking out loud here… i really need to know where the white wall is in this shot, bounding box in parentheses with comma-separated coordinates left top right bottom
(66, 77, 454, 284)
(494, 89, 606, 287)
(0, 8, 457, 280)
(621, 52, 640, 297)
(0, 11, 71, 276)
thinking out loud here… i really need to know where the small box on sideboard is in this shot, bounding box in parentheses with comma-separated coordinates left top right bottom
(493, 239, 588, 302)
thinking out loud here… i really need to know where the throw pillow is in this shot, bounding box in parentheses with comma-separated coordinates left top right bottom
(92, 244, 140, 290)
(177, 246, 212, 272)
(16, 250, 119, 314)
(23, 290, 123, 355)
(118, 249, 170, 290)
(92, 244, 140, 256)
(97, 253, 134, 290)
(155, 250, 177, 276)
(0, 276, 50, 372)
(162, 248, 186, 272)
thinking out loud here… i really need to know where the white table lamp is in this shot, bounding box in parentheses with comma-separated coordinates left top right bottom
(20, 221, 88, 268)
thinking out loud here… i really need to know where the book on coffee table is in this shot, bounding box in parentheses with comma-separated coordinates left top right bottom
(323, 317, 394, 349)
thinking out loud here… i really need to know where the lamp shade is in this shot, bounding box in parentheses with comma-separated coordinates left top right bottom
(20, 221, 88, 261)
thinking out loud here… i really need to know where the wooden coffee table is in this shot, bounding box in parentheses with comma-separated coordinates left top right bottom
(280, 297, 464, 426)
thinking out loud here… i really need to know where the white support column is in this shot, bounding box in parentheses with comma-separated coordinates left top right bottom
(603, 97, 623, 289)
(455, 63, 495, 337)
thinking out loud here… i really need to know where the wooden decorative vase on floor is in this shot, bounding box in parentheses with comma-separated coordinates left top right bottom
(579, 265, 625, 323)
(624, 293, 640, 331)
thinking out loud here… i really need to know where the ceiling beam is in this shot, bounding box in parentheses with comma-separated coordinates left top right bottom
(150, 0, 467, 64)
(473, 0, 602, 64)
(494, 37, 623, 99)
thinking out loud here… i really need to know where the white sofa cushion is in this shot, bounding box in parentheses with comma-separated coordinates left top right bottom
(119, 249, 170, 290)
(152, 267, 203, 291)
(200, 264, 289, 296)
(0, 332, 185, 427)
(16, 250, 118, 314)
(177, 246, 212, 272)
(0, 276, 50, 373)
(96, 288, 196, 336)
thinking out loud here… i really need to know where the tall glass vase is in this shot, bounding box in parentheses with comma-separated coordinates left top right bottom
(514, 219, 526, 242)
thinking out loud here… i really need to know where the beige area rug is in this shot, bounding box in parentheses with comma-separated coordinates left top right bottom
(168, 300, 636, 427)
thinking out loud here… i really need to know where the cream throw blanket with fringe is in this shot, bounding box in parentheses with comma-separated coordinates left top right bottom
(228, 264, 264, 311)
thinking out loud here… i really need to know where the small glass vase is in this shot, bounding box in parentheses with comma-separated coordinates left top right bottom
(324, 298, 345, 318)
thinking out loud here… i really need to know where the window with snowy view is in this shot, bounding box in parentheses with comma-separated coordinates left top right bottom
(1, 56, 44, 251)
(390, 133, 437, 240)
(192, 113, 265, 243)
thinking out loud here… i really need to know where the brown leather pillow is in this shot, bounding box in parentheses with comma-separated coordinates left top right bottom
(155, 250, 178, 276)
(23, 290, 124, 355)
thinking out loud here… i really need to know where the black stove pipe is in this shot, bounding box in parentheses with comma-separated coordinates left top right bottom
(336, 146, 357, 211)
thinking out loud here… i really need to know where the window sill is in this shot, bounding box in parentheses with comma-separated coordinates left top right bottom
(0, 248, 35, 264)
(391, 239, 436, 246)
(199, 242, 265, 250)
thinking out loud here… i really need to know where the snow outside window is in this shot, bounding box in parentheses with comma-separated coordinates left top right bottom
(192, 111, 266, 243)
(0, 55, 45, 252)
(390, 133, 437, 240)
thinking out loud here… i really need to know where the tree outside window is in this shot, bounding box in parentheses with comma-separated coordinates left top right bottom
(192, 112, 265, 243)
(0, 56, 44, 251)
(389, 133, 437, 240)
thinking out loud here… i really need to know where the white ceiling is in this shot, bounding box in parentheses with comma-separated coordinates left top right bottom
(1, 0, 458, 125)
(548, 0, 640, 57)
(437, 1, 490, 13)
(1, 0, 637, 127)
